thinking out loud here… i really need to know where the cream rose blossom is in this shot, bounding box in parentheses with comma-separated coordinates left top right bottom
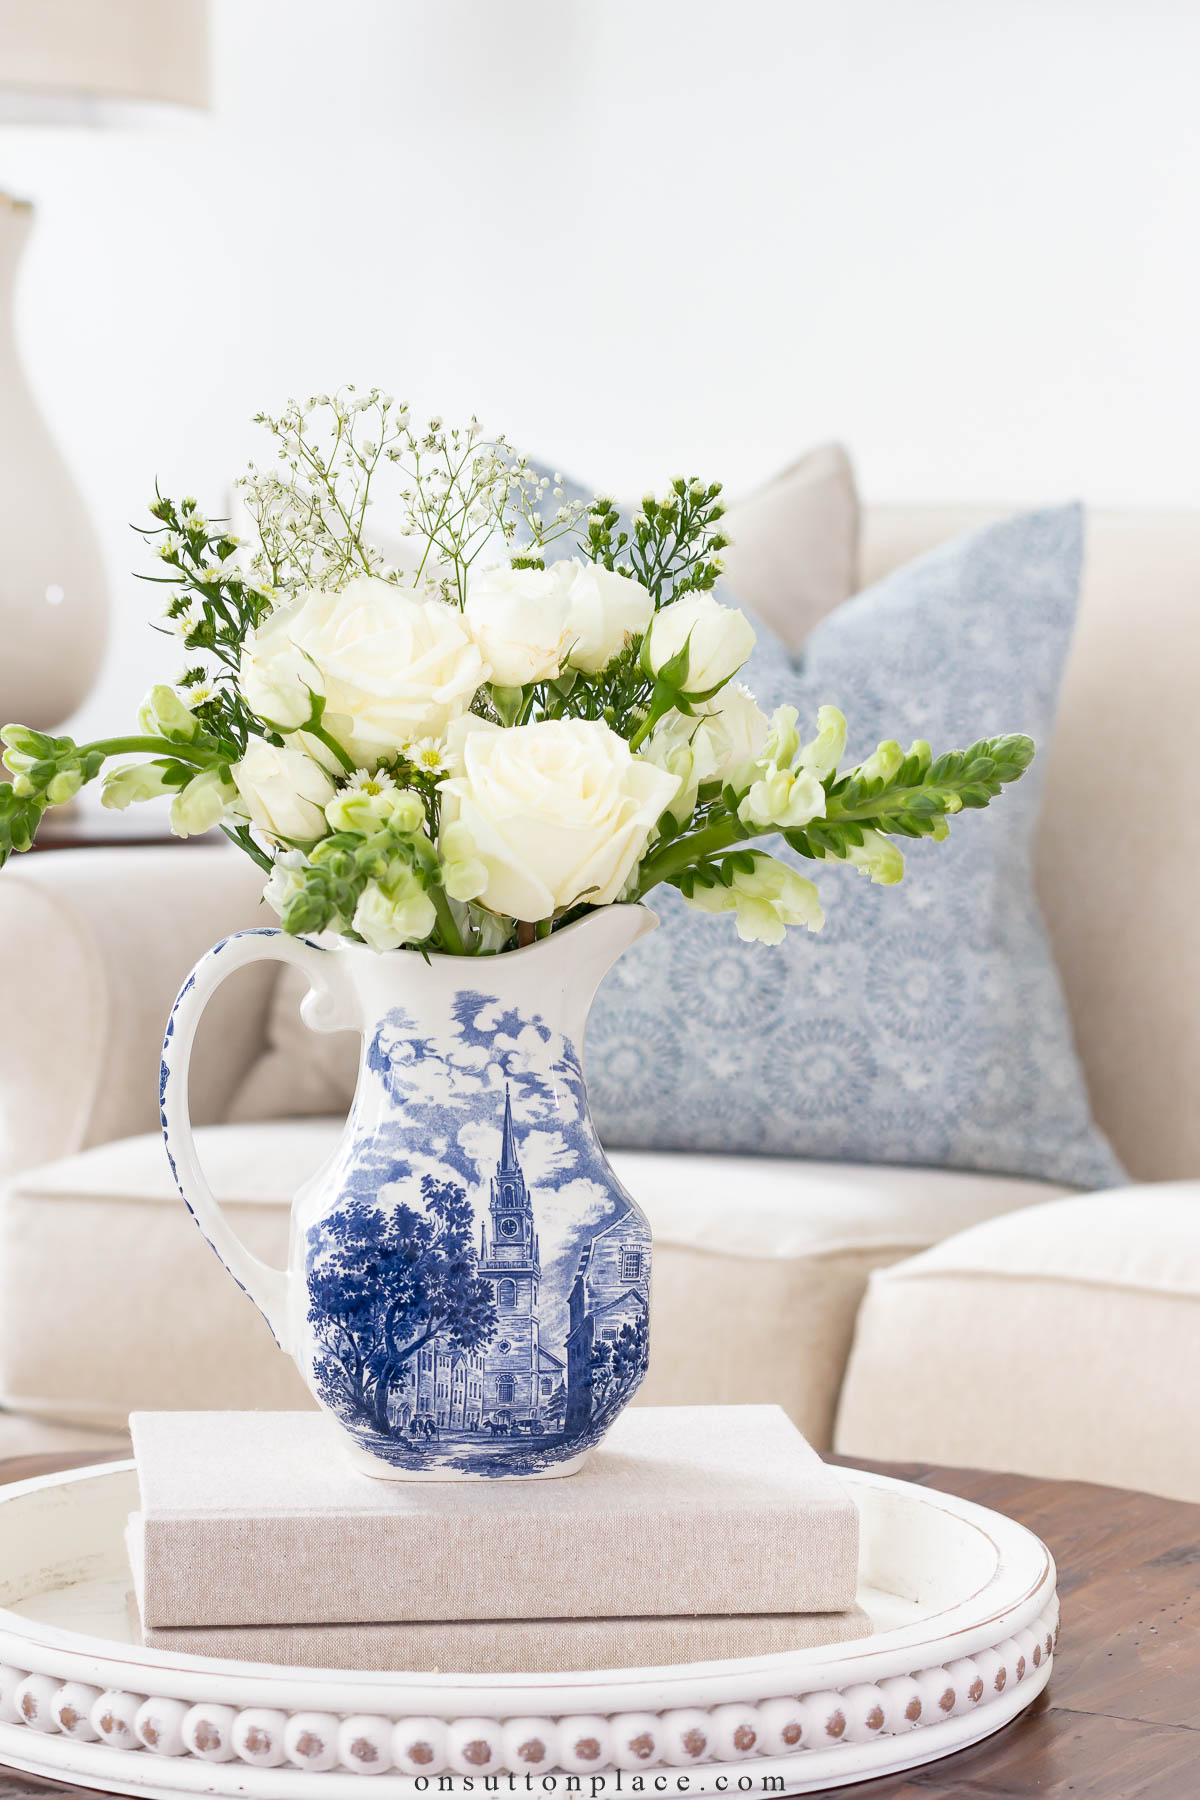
(560, 560, 654, 673)
(464, 563, 573, 687)
(644, 592, 756, 696)
(241, 577, 487, 766)
(439, 716, 681, 921)
(231, 742, 337, 841)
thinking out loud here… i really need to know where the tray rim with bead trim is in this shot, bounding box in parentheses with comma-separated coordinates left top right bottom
(0, 1458, 1057, 1796)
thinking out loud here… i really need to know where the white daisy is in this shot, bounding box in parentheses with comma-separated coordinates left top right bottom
(343, 767, 396, 799)
(406, 738, 456, 778)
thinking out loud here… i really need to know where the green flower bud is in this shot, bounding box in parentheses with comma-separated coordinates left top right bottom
(352, 870, 437, 952)
(439, 820, 488, 903)
(282, 885, 334, 936)
(380, 788, 425, 834)
(169, 767, 236, 837)
(856, 740, 904, 786)
(46, 766, 84, 805)
(1, 724, 55, 769)
(138, 685, 200, 741)
(823, 828, 905, 886)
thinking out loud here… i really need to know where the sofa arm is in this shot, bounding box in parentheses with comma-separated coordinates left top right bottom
(0, 843, 273, 1179)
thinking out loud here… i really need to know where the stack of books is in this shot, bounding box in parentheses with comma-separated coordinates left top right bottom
(127, 1405, 868, 1673)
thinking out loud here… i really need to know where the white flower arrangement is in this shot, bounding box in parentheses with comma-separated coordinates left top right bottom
(0, 388, 1034, 954)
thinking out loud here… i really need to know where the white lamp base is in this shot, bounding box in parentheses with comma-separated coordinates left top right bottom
(0, 191, 108, 732)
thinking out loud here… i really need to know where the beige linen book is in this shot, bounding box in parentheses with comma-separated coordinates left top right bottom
(127, 1533, 871, 1672)
(135, 1612, 873, 1674)
(130, 1405, 859, 1629)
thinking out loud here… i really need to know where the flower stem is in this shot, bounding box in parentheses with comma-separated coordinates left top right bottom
(81, 735, 216, 765)
(634, 814, 753, 896)
(303, 721, 356, 775)
(431, 885, 465, 956)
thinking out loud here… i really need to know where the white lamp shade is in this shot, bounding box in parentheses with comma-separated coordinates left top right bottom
(0, 0, 209, 123)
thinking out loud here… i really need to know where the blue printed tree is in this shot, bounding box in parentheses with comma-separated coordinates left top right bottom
(307, 1174, 497, 1436)
(589, 1309, 650, 1435)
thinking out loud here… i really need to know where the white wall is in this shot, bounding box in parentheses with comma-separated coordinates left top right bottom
(1, 0, 1197, 736)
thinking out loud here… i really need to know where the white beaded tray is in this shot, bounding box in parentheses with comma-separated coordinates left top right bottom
(0, 1460, 1056, 1797)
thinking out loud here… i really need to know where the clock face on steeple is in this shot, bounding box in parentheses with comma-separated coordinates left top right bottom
(499, 1217, 519, 1238)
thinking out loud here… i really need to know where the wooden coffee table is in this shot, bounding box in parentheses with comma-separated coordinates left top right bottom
(0, 1450, 1195, 1799)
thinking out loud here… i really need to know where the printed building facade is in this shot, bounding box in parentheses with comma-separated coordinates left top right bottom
(565, 1211, 651, 1433)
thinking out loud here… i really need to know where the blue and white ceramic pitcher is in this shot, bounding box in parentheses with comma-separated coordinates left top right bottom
(160, 907, 654, 1480)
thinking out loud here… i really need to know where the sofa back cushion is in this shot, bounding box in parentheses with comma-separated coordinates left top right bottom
(861, 508, 1200, 1181)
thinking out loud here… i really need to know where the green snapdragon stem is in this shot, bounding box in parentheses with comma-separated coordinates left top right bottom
(82, 735, 217, 765)
(431, 886, 465, 956)
(633, 776, 960, 898)
(634, 815, 749, 896)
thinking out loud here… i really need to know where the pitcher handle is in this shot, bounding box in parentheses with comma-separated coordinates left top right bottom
(159, 928, 353, 1353)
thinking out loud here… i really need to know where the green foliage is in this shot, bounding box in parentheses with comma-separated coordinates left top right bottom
(783, 732, 1038, 862)
(583, 477, 729, 609)
(141, 492, 272, 759)
(279, 822, 439, 940)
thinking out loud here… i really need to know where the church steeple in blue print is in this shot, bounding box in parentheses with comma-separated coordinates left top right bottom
(499, 1083, 519, 1176)
(484, 1083, 539, 1270)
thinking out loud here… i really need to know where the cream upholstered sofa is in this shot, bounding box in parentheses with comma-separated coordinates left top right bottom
(1, 500, 1197, 1499)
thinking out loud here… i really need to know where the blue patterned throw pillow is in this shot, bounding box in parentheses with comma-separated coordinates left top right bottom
(585, 504, 1125, 1189)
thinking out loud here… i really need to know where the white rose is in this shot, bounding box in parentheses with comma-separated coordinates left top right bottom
(231, 741, 337, 841)
(559, 559, 654, 673)
(239, 608, 318, 731)
(243, 578, 487, 766)
(439, 716, 681, 921)
(644, 593, 756, 696)
(464, 562, 573, 687)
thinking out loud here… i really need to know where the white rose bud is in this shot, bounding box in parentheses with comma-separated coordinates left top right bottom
(643, 594, 755, 697)
(464, 562, 573, 687)
(232, 741, 337, 841)
(559, 559, 654, 673)
(440, 715, 681, 922)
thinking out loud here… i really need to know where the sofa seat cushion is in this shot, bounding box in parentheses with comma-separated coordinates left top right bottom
(0, 1123, 1069, 1442)
(833, 1185, 1200, 1500)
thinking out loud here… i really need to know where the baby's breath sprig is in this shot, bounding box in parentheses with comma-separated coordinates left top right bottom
(240, 387, 407, 593)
